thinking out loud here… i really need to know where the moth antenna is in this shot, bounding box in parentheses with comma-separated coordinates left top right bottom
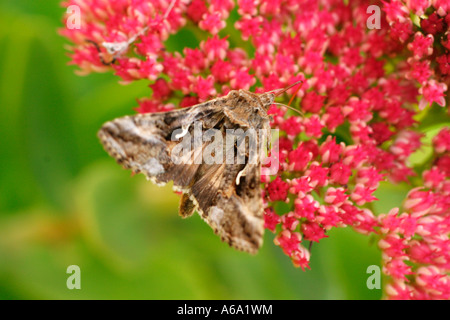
(267, 80, 303, 97)
(273, 103, 304, 116)
(287, 81, 303, 106)
(85, 39, 116, 66)
(164, 0, 177, 19)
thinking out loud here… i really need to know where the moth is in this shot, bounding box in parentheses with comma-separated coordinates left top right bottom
(98, 82, 302, 254)
(86, 0, 176, 65)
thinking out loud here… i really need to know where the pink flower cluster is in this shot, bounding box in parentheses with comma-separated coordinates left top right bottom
(60, 0, 450, 299)
(378, 127, 450, 299)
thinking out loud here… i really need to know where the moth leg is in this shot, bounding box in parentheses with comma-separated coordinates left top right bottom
(235, 168, 247, 185)
(265, 124, 272, 152)
(85, 39, 117, 66)
(179, 193, 197, 218)
(235, 160, 254, 185)
(174, 123, 191, 139)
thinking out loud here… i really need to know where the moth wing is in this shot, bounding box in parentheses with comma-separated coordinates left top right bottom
(189, 163, 264, 254)
(97, 102, 224, 190)
(98, 96, 265, 254)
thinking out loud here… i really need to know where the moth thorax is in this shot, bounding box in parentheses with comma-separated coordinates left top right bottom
(259, 93, 275, 110)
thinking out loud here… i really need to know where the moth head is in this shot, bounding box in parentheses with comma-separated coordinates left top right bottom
(260, 81, 304, 115)
(259, 92, 276, 111)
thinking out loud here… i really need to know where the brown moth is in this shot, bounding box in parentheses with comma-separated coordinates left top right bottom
(98, 82, 301, 254)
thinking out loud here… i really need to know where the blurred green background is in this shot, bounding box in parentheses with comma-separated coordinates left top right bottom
(0, 0, 414, 300)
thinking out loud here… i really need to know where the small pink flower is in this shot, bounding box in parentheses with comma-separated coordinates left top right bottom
(150, 78, 172, 101)
(319, 137, 343, 164)
(342, 145, 368, 169)
(201, 35, 229, 62)
(419, 80, 447, 109)
(420, 13, 445, 35)
(383, 0, 410, 23)
(235, 14, 263, 40)
(385, 280, 413, 300)
(415, 266, 450, 299)
(274, 230, 302, 256)
(389, 21, 413, 43)
(264, 208, 281, 232)
(322, 107, 344, 132)
(403, 188, 435, 217)
(407, 32, 434, 59)
(294, 195, 319, 220)
(135, 98, 173, 114)
(267, 176, 290, 202)
(291, 245, 311, 271)
(345, 98, 372, 123)
(357, 167, 384, 189)
(287, 145, 312, 172)
(303, 115, 324, 138)
(179, 95, 199, 108)
(186, 0, 208, 24)
(237, 0, 258, 16)
(184, 47, 206, 73)
(379, 234, 408, 259)
(423, 167, 445, 189)
(324, 187, 349, 206)
(432, 127, 450, 154)
(281, 212, 299, 231)
(436, 155, 450, 177)
(305, 163, 329, 188)
(383, 258, 414, 281)
(370, 122, 394, 145)
(379, 208, 402, 234)
(289, 177, 313, 197)
(192, 75, 216, 101)
(281, 116, 303, 138)
(409, 240, 436, 265)
(316, 205, 341, 229)
(436, 54, 450, 75)
(301, 222, 328, 242)
(301, 91, 325, 114)
(408, 59, 431, 83)
(211, 60, 233, 83)
(229, 68, 255, 90)
(199, 12, 226, 34)
(329, 162, 352, 185)
(170, 69, 192, 94)
(274, 53, 298, 80)
(407, 0, 430, 16)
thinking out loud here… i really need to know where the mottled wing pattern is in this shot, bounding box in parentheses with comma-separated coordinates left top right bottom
(189, 163, 264, 253)
(98, 98, 265, 253)
(98, 103, 221, 189)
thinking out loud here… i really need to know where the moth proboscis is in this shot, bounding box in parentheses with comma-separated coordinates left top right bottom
(98, 81, 302, 254)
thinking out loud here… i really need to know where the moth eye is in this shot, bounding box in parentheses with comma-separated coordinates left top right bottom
(227, 90, 239, 99)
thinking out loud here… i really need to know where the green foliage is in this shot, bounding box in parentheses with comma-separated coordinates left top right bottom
(0, 0, 390, 300)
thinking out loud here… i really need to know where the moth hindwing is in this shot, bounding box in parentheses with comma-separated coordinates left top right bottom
(98, 89, 277, 254)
